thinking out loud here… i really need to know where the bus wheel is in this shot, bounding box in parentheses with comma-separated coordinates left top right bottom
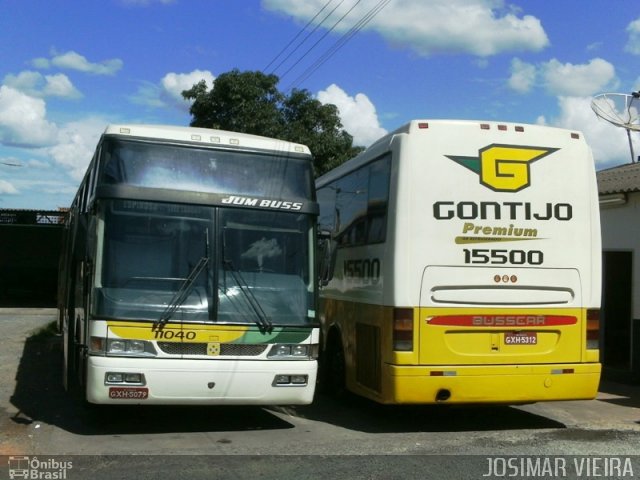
(324, 335, 346, 398)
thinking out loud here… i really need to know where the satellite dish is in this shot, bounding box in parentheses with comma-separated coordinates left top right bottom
(591, 92, 640, 163)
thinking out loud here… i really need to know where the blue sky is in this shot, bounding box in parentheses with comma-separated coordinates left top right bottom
(1, 0, 639, 210)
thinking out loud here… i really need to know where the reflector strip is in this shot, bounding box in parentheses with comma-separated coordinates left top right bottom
(427, 315, 577, 327)
(551, 368, 575, 375)
(430, 371, 457, 376)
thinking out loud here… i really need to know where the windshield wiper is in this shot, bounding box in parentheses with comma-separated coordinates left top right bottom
(222, 258, 273, 333)
(157, 229, 211, 326)
(156, 256, 209, 326)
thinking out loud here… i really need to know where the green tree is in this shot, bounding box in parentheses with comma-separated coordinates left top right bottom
(182, 69, 363, 176)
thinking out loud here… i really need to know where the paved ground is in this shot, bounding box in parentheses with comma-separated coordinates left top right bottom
(1, 308, 639, 458)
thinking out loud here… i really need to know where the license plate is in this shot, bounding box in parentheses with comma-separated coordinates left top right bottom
(505, 331, 537, 345)
(109, 387, 149, 400)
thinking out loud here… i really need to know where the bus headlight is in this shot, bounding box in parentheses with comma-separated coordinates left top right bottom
(90, 337, 157, 357)
(268, 344, 317, 359)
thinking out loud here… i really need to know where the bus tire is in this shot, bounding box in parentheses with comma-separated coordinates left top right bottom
(323, 333, 347, 398)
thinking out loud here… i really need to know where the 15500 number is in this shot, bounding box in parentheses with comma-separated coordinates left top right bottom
(463, 249, 543, 265)
(344, 258, 381, 283)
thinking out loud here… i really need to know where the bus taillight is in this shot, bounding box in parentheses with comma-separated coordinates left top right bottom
(393, 308, 414, 351)
(586, 309, 600, 350)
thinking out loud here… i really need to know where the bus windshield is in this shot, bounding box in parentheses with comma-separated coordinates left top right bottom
(92, 199, 314, 326)
(99, 138, 312, 199)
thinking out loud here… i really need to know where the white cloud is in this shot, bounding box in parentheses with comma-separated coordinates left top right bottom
(31, 58, 50, 69)
(161, 70, 215, 104)
(541, 58, 616, 97)
(547, 96, 639, 169)
(43, 74, 82, 98)
(130, 81, 166, 108)
(3, 71, 82, 99)
(26, 159, 50, 169)
(511, 58, 618, 97)
(0, 179, 18, 194)
(132, 70, 215, 110)
(316, 84, 387, 146)
(0, 86, 58, 147)
(47, 117, 106, 181)
(35, 51, 123, 76)
(263, 0, 549, 57)
(508, 58, 536, 93)
(625, 18, 640, 55)
(3, 71, 43, 95)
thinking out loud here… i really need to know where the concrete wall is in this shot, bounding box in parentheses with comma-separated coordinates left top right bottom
(600, 191, 640, 379)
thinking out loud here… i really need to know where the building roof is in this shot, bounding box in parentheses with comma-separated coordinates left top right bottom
(597, 162, 640, 194)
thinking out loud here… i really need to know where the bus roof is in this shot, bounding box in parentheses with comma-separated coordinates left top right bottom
(103, 124, 311, 156)
(389, 119, 583, 137)
(316, 119, 585, 187)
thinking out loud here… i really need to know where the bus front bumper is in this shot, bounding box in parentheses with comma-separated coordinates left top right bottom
(86, 356, 317, 405)
(380, 363, 601, 405)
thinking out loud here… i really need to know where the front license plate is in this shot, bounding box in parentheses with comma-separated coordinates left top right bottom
(505, 331, 537, 345)
(109, 387, 149, 400)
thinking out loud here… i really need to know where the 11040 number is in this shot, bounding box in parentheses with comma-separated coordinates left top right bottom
(153, 330, 196, 340)
(463, 248, 543, 265)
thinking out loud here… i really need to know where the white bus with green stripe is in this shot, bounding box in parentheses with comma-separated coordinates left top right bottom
(58, 124, 319, 405)
(316, 119, 601, 404)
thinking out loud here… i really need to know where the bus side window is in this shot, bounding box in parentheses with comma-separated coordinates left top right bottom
(366, 155, 391, 244)
(335, 168, 368, 246)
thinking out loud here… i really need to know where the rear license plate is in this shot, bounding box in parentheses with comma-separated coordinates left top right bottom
(505, 331, 537, 345)
(109, 387, 149, 400)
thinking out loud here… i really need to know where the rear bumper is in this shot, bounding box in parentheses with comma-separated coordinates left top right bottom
(381, 363, 601, 404)
(86, 356, 317, 405)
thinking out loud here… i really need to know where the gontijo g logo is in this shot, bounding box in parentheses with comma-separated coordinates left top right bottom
(446, 144, 559, 192)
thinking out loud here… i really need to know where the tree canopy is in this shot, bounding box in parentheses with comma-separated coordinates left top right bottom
(182, 69, 363, 176)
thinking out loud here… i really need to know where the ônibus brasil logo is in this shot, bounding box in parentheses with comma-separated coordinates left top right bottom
(446, 144, 559, 192)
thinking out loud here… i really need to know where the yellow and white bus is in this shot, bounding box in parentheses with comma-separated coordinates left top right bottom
(58, 124, 319, 405)
(316, 119, 601, 404)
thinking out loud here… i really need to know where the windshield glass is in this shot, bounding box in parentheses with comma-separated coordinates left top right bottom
(99, 138, 313, 200)
(92, 200, 315, 326)
(218, 208, 313, 326)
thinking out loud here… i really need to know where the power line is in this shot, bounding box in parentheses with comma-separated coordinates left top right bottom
(269, 0, 350, 78)
(263, 0, 338, 74)
(287, 0, 391, 90)
(277, 0, 364, 82)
